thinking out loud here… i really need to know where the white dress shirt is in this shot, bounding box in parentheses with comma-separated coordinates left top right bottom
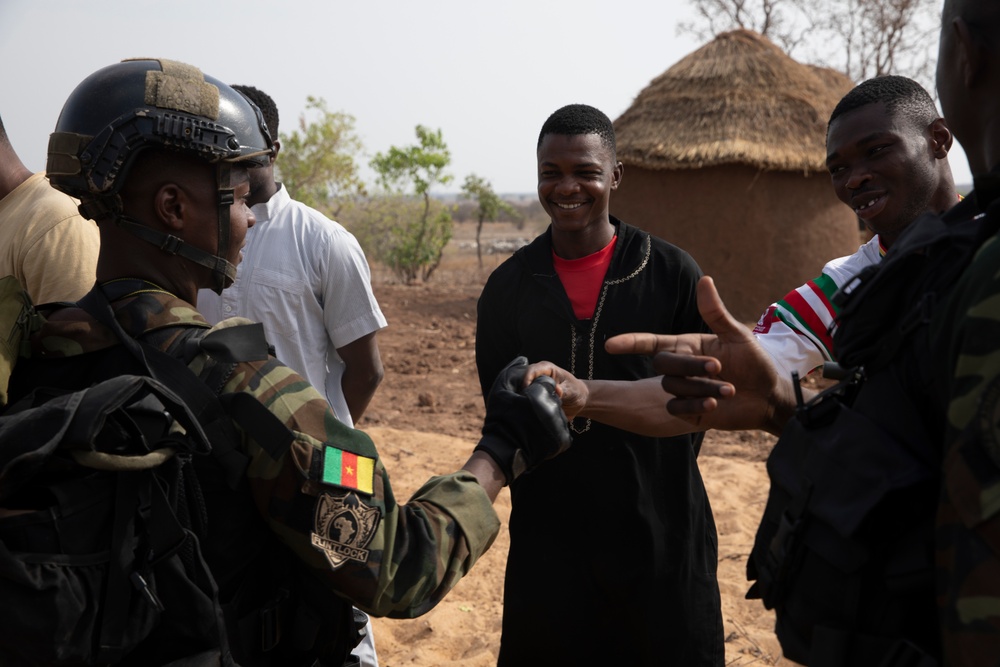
(199, 184, 386, 427)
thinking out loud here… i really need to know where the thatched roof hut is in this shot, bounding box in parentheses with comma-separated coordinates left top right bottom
(611, 29, 860, 321)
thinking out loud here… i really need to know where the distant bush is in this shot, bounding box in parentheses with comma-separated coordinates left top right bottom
(340, 195, 454, 284)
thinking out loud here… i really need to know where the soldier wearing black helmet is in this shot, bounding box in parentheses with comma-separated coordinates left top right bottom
(46, 58, 275, 298)
(4, 58, 572, 667)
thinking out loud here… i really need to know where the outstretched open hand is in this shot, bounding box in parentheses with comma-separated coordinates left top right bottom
(606, 276, 795, 435)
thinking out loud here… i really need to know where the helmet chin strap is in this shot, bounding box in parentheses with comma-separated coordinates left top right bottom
(213, 162, 235, 295)
(115, 217, 238, 293)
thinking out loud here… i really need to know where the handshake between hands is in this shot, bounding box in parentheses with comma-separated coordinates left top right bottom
(474, 356, 573, 486)
(474, 276, 798, 487)
(520, 276, 798, 440)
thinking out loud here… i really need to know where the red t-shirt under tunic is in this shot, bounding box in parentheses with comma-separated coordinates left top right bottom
(552, 235, 618, 320)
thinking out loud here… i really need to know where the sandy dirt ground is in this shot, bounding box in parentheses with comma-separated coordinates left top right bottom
(357, 222, 800, 666)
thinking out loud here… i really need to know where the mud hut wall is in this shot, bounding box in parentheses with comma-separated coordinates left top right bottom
(610, 164, 859, 322)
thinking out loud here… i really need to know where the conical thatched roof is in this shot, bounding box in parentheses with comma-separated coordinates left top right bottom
(614, 30, 854, 173)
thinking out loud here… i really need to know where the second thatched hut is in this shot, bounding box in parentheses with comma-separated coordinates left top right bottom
(611, 29, 860, 322)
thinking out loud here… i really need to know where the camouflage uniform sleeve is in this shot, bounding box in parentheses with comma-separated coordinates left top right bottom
(935, 232, 1000, 663)
(196, 353, 501, 618)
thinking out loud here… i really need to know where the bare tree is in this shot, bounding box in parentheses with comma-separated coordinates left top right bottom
(816, 0, 938, 84)
(679, 0, 938, 87)
(678, 0, 813, 55)
(461, 174, 519, 269)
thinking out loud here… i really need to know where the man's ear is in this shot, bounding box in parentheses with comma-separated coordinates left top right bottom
(611, 161, 624, 190)
(929, 118, 954, 157)
(154, 183, 186, 232)
(271, 138, 281, 162)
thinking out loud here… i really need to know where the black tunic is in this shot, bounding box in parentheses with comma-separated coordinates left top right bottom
(476, 218, 724, 666)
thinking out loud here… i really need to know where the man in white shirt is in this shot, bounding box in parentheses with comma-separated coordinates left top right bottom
(198, 86, 386, 429)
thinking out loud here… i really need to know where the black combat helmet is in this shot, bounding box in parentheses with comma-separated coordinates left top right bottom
(47, 58, 274, 294)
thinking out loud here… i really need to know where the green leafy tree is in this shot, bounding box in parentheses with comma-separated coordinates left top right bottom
(370, 126, 454, 283)
(461, 174, 519, 268)
(339, 194, 428, 270)
(277, 96, 366, 217)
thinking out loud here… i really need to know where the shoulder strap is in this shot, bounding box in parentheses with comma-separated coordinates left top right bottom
(77, 289, 294, 488)
(832, 202, 1000, 371)
(0, 275, 43, 408)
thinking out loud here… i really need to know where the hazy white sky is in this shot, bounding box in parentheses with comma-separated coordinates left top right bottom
(0, 0, 972, 194)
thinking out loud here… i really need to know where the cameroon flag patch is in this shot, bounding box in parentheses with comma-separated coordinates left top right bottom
(321, 446, 375, 495)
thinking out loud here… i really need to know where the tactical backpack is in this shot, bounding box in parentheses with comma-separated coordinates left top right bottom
(0, 283, 318, 666)
(746, 197, 1000, 667)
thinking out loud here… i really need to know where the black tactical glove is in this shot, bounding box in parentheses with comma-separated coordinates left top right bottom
(475, 356, 572, 485)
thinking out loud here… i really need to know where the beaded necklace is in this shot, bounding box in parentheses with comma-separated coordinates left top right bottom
(567, 235, 651, 434)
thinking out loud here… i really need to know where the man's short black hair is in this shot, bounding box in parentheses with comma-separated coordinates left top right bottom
(537, 104, 616, 158)
(232, 84, 279, 142)
(828, 75, 938, 134)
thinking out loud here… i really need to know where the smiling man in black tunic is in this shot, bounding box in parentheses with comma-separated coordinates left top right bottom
(475, 104, 723, 666)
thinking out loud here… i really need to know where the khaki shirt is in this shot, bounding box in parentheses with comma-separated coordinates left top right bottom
(0, 173, 99, 304)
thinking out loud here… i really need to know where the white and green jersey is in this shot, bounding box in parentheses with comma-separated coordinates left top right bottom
(753, 234, 885, 380)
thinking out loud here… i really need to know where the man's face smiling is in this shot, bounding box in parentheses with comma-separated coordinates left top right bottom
(537, 133, 623, 240)
(826, 102, 940, 246)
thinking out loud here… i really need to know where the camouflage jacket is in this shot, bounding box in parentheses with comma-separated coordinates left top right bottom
(930, 182, 1000, 665)
(23, 280, 500, 620)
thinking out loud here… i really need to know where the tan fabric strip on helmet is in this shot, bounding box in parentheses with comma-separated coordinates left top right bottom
(140, 58, 220, 120)
(46, 132, 90, 177)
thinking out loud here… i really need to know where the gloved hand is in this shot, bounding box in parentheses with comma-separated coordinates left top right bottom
(475, 356, 572, 485)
